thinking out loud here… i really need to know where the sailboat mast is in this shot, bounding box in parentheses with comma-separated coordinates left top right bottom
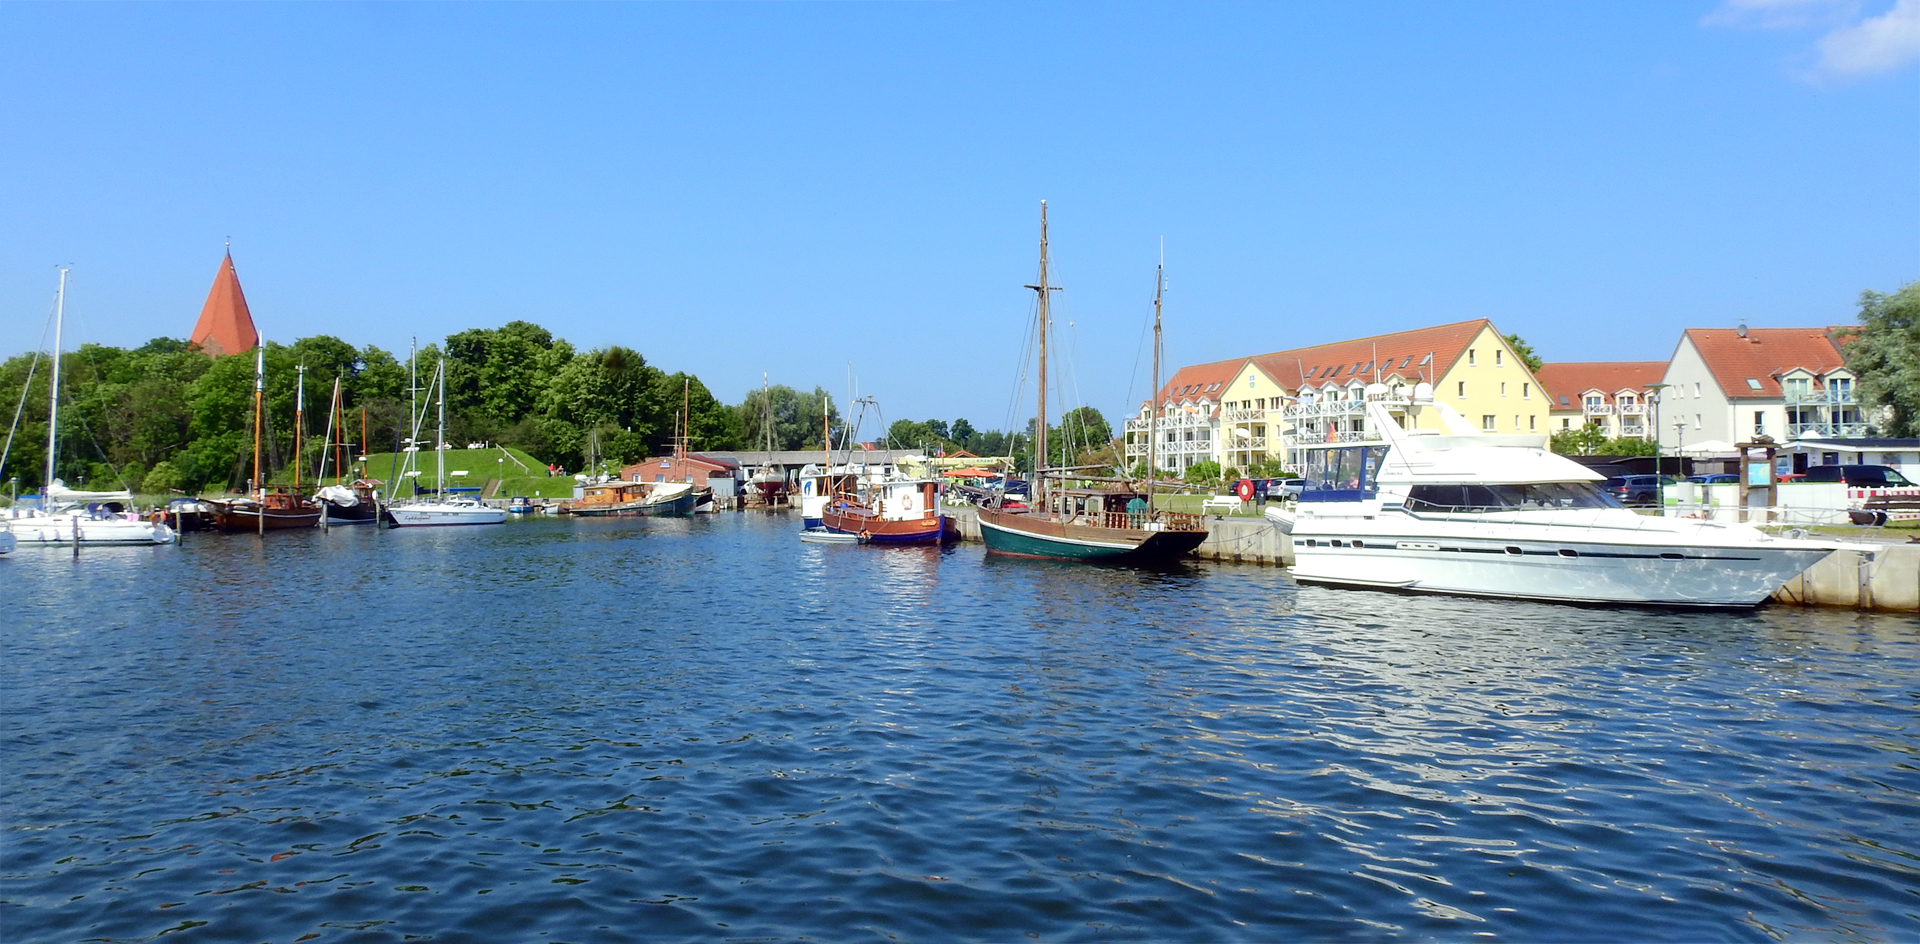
(44, 269, 65, 492)
(1149, 257, 1163, 510)
(294, 364, 305, 490)
(252, 346, 265, 497)
(333, 379, 345, 485)
(681, 377, 690, 481)
(436, 358, 446, 497)
(1023, 201, 1059, 514)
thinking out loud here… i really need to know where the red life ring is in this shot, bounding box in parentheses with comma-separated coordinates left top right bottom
(1236, 478, 1254, 501)
(859, 529, 872, 542)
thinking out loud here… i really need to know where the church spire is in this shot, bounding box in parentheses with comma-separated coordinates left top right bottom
(188, 249, 260, 357)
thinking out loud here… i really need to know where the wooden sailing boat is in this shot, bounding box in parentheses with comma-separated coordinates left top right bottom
(974, 202, 1207, 563)
(313, 376, 381, 524)
(749, 373, 789, 505)
(206, 349, 322, 531)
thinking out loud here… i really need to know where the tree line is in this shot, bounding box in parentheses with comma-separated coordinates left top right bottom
(0, 319, 1063, 495)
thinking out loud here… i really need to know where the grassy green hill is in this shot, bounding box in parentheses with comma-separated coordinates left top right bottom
(356, 446, 575, 498)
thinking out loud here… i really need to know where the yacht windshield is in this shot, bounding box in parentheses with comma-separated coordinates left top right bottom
(1404, 482, 1622, 513)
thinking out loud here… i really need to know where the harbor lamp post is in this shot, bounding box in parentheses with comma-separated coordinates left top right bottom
(1645, 383, 1668, 509)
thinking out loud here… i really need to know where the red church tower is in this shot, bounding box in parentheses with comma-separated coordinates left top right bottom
(188, 251, 260, 357)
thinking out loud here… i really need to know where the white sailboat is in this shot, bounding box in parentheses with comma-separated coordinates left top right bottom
(4, 270, 175, 547)
(384, 356, 506, 527)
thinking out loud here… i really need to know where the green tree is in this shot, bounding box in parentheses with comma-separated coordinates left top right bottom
(1843, 281, 1920, 436)
(887, 419, 940, 450)
(1505, 333, 1544, 373)
(949, 418, 976, 449)
(1051, 406, 1112, 467)
(1550, 423, 1609, 456)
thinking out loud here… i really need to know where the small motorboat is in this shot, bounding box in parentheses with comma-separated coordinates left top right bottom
(799, 527, 865, 545)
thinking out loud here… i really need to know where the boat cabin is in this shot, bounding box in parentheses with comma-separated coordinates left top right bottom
(1295, 445, 1390, 501)
(573, 480, 652, 511)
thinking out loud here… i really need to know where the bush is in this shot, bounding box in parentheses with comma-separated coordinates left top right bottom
(141, 460, 184, 493)
(1184, 460, 1222, 488)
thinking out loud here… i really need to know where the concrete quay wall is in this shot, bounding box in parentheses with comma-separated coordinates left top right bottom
(943, 505, 1293, 566)
(1774, 544, 1919, 612)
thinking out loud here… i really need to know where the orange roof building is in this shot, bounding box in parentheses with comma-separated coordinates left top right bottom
(1535, 361, 1667, 437)
(188, 252, 260, 357)
(1126, 319, 1549, 474)
(1661, 326, 1864, 449)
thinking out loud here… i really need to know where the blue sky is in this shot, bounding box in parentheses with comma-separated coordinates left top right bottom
(3, 2, 1915, 432)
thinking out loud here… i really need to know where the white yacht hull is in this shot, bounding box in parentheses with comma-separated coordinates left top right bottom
(6, 515, 175, 546)
(386, 503, 508, 527)
(1275, 508, 1837, 607)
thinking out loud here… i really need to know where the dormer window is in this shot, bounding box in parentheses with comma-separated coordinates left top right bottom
(1745, 379, 1762, 391)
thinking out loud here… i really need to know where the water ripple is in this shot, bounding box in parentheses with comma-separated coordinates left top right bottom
(3, 514, 1916, 942)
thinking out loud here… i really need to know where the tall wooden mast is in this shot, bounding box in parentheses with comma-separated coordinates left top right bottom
(294, 364, 305, 490)
(1023, 201, 1061, 515)
(1149, 254, 1163, 511)
(251, 345, 264, 497)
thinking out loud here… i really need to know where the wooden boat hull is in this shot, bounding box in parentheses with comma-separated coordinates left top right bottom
(822, 505, 947, 544)
(320, 499, 381, 524)
(570, 490, 698, 517)
(976, 508, 1206, 563)
(205, 501, 321, 531)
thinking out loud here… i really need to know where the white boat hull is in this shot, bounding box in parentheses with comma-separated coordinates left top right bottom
(1277, 508, 1837, 607)
(386, 502, 508, 527)
(6, 515, 175, 546)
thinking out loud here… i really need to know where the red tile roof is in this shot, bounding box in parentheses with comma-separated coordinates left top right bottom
(1150, 356, 1246, 406)
(188, 252, 259, 357)
(1148, 319, 1523, 406)
(1535, 362, 1667, 410)
(1250, 319, 1495, 389)
(1683, 328, 1846, 399)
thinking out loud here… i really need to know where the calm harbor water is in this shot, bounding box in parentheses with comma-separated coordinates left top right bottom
(4, 512, 1917, 942)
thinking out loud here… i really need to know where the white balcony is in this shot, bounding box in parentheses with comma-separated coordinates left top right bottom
(1785, 390, 1855, 407)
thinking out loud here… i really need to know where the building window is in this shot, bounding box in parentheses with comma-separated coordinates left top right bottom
(1495, 350, 1504, 367)
(1457, 381, 1466, 398)
(1522, 383, 1530, 399)
(1695, 414, 1703, 430)
(1753, 411, 1765, 436)
(1529, 415, 1537, 431)
(1469, 349, 1477, 366)
(1695, 382, 1701, 397)
(1561, 418, 1570, 429)
(1513, 414, 1520, 429)
(1500, 382, 1507, 397)
(1482, 415, 1496, 431)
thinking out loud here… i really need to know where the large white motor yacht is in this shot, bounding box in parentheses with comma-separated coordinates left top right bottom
(1265, 386, 1841, 607)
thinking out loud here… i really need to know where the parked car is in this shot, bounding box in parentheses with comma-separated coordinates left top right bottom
(1798, 464, 1914, 488)
(1263, 477, 1305, 500)
(1602, 473, 1681, 506)
(1686, 473, 1738, 484)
